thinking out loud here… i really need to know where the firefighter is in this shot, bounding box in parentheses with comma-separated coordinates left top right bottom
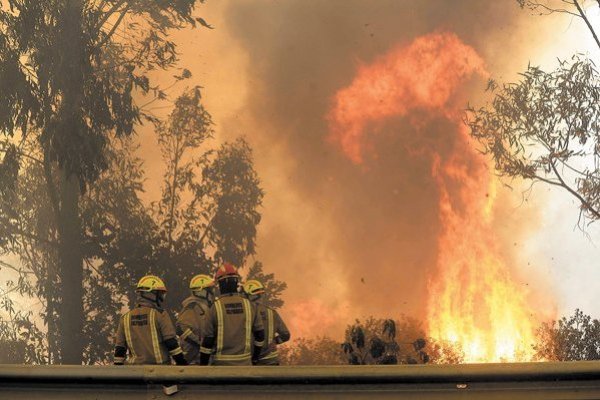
(176, 274, 215, 364)
(113, 275, 187, 367)
(243, 279, 290, 365)
(199, 263, 265, 366)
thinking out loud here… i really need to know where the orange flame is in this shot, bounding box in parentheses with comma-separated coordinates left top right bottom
(328, 32, 544, 362)
(327, 32, 486, 163)
(428, 129, 538, 362)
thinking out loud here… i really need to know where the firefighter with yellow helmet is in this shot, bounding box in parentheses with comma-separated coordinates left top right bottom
(176, 274, 215, 364)
(243, 279, 290, 365)
(113, 275, 187, 367)
(199, 263, 265, 366)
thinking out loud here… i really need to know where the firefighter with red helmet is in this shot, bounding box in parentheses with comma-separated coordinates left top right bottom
(176, 274, 215, 364)
(113, 275, 187, 367)
(199, 263, 265, 366)
(243, 279, 290, 365)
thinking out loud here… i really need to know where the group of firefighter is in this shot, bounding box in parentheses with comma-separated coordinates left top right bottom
(112, 263, 290, 368)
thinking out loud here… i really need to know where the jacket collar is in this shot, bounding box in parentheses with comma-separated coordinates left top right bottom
(135, 297, 162, 311)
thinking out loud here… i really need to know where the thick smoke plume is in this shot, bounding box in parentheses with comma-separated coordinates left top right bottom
(205, 0, 556, 339)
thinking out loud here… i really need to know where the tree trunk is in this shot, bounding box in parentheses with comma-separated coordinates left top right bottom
(55, 0, 85, 365)
(57, 170, 84, 364)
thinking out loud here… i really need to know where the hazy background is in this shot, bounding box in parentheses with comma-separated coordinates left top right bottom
(133, 0, 600, 338)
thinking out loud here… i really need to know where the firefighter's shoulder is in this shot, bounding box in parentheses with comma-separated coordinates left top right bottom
(182, 296, 207, 315)
(154, 306, 168, 316)
(181, 296, 197, 308)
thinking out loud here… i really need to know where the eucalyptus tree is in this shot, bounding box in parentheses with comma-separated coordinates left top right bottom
(534, 309, 600, 361)
(0, 0, 209, 363)
(468, 0, 600, 226)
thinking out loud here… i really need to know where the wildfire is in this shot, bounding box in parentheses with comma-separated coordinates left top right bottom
(327, 32, 543, 362)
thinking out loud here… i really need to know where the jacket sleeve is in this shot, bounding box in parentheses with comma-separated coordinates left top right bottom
(157, 310, 177, 341)
(158, 310, 186, 364)
(198, 303, 210, 340)
(115, 315, 127, 347)
(251, 303, 265, 347)
(176, 305, 201, 345)
(199, 305, 217, 365)
(274, 310, 290, 344)
(113, 315, 127, 365)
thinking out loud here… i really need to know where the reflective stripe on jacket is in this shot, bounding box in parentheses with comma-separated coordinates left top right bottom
(176, 296, 210, 364)
(255, 302, 289, 365)
(204, 293, 264, 366)
(114, 299, 177, 365)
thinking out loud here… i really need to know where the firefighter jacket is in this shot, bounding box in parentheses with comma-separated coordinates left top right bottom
(201, 293, 264, 366)
(176, 296, 210, 364)
(114, 298, 183, 365)
(254, 302, 290, 365)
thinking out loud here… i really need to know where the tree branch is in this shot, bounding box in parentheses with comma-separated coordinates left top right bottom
(166, 136, 183, 254)
(525, 1, 580, 17)
(5, 223, 59, 248)
(84, 258, 101, 276)
(42, 148, 61, 227)
(550, 159, 600, 219)
(95, 0, 128, 33)
(0, 259, 34, 276)
(96, 6, 129, 48)
(574, 0, 600, 51)
(198, 213, 215, 246)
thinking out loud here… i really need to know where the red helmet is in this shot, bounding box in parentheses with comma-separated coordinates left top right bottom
(214, 263, 239, 281)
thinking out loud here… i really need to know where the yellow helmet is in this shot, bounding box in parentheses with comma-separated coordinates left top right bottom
(243, 279, 265, 296)
(190, 274, 214, 291)
(136, 275, 167, 292)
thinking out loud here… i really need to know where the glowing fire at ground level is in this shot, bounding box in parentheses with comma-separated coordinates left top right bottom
(327, 31, 552, 363)
(426, 137, 540, 363)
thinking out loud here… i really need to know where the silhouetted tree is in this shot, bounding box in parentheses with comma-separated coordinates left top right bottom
(0, 293, 46, 363)
(0, 0, 210, 364)
(468, 1, 600, 226)
(534, 309, 600, 361)
(245, 261, 287, 309)
(280, 316, 462, 366)
(200, 137, 264, 267)
(340, 316, 458, 365)
(0, 87, 269, 364)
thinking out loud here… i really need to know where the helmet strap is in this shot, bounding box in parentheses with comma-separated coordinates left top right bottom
(249, 293, 262, 302)
(140, 291, 164, 307)
(192, 289, 208, 298)
(140, 291, 156, 303)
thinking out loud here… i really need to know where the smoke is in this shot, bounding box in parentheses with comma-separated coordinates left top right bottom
(162, 0, 558, 338)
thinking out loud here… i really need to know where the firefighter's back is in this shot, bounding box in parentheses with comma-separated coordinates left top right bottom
(211, 294, 254, 366)
(177, 296, 209, 363)
(123, 302, 170, 365)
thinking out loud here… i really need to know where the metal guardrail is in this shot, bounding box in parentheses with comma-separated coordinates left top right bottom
(2, 362, 600, 399)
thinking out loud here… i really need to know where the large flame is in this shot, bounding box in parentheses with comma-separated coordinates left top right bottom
(327, 32, 542, 362)
(428, 129, 538, 362)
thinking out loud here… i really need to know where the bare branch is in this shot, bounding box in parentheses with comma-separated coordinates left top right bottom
(94, 0, 128, 33)
(574, 0, 600, 51)
(0, 260, 33, 276)
(550, 159, 600, 219)
(96, 6, 129, 49)
(522, 0, 580, 17)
